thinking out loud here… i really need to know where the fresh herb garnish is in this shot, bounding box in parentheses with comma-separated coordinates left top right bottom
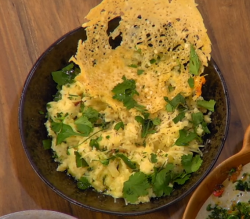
(173, 112, 185, 124)
(137, 69, 145, 75)
(51, 63, 80, 91)
(188, 77, 194, 88)
(74, 151, 89, 168)
(77, 177, 91, 190)
(112, 76, 146, 112)
(89, 136, 102, 150)
(189, 44, 201, 76)
(51, 122, 86, 145)
(123, 172, 151, 203)
(135, 114, 160, 138)
(175, 129, 198, 146)
(164, 93, 186, 112)
(235, 174, 250, 191)
(181, 154, 203, 174)
(42, 139, 52, 150)
(191, 112, 210, 134)
(114, 121, 125, 131)
(116, 153, 137, 169)
(151, 164, 174, 197)
(168, 84, 175, 92)
(75, 116, 93, 137)
(150, 153, 158, 163)
(197, 99, 216, 112)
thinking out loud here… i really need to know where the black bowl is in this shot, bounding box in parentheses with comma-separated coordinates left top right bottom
(18, 27, 230, 215)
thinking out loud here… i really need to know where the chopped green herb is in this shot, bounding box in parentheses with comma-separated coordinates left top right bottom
(42, 139, 52, 150)
(173, 173, 191, 185)
(114, 121, 125, 131)
(150, 59, 156, 64)
(39, 110, 45, 115)
(123, 172, 150, 203)
(51, 122, 86, 145)
(150, 153, 158, 163)
(128, 64, 138, 68)
(188, 77, 194, 88)
(74, 151, 89, 168)
(189, 44, 201, 75)
(77, 177, 91, 190)
(83, 107, 99, 123)
(168, 84, 175, 92)
(51, 63, 80, 92)
(100, 159, 110, 166)
(173, 112, 185, 124)
(116, 153, 137, 169)
(137, 69, 145, 75)
(197, 99, 216, 112)
(152, 164, 174, 197)
(112, 76, 146, 112)
(164, 93, 186, 112)
(175, 129, 198, 146)
(89, 136, 102, 150)
(152, 118, 161, 125)
(191, 112, 211, 134)
(75, 116, 93, 137)
(181, 154, 203, 174)
(135, 114, 159, 138)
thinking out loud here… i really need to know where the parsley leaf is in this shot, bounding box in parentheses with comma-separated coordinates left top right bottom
(74, 151, 89, 168)
(75, 116, 93, 136)
(168, 84, 175, 92)
(89, 136, 102, 150)
(51, 122, 86, 145)
(192, 112, 204, 126)
(114, 122, 124, 131)
(112, 76, 146, 112)
(175, 129, 198, 146)
(123, 172, 150, 203)
(197, 99, 216, 112)
(77, 177, 91, 190)
(42, 139, 52, 150)
(173, 173, 191, 185)
(191, 112, 211, 134)
(164, 93, 186, 112)
(173, 112, 185, 124)
(137, 69, 145, 75)
(189, 44, 201, 75)
(51, 63, 80, 91)
(116, 153, 137, 169)
(181, 154, 203, 174)
(128, 64, 138, 68)
(135, 115, 160, 138)
(151, 164, 174, 197)
(188, 77, 194, 88)
(83, 107, 99, 123)
(150, 153, 158, 163)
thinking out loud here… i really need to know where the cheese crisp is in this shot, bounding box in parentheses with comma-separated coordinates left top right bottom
(45, 0, 213, 204)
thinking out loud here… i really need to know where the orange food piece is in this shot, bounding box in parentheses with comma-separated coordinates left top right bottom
(194, 76, 206, 97)
(228, 165, 243, 182)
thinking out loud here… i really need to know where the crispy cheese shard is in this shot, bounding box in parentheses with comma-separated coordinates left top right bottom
(71, 0, 211, 113)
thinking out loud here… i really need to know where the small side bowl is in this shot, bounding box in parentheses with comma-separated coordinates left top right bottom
(183, 125, 250, 219)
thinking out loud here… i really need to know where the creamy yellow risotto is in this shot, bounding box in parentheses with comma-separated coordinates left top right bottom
(44, 0, 214, 204)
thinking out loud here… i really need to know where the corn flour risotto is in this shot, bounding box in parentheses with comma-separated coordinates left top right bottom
(44, 0, 214, 204)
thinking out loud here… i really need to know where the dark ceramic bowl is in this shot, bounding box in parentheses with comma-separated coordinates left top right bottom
(18, 26, 230, 216)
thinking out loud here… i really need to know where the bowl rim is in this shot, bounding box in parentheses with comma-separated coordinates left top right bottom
(18, 26, 231, 216)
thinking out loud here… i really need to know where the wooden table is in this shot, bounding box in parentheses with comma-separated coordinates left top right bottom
(0, 0, 250, 218)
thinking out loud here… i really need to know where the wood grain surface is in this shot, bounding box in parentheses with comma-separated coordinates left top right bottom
(0, 0, 250, 218)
